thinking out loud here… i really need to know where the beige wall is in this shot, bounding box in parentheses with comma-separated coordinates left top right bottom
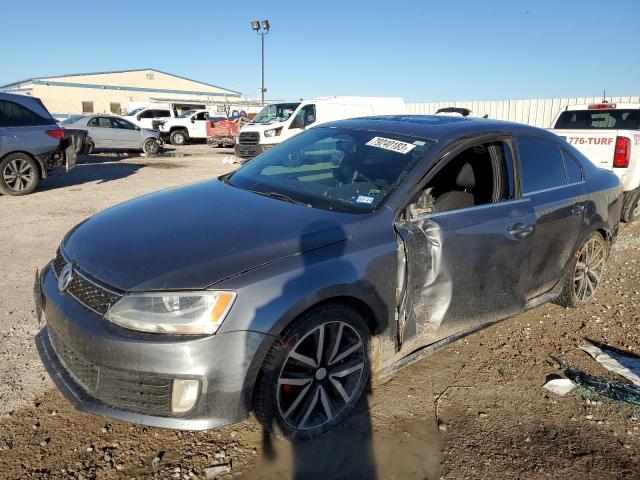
(7, 69, 241, 116)
(39, 69, 235, 95)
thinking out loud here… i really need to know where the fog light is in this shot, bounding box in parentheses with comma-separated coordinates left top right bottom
(172, 379, 200, 413)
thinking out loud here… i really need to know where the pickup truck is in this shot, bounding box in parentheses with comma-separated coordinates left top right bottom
(154, 109, 224, 145)
(552, 102, 640, 222)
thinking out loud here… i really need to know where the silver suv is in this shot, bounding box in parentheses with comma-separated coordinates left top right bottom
(0, 92, 84, 195)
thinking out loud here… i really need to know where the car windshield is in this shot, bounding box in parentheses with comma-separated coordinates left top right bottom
(60, 115, 85, 124)
(125, 107, 144, 116)
(252, 103, 301, 123)
(179, 109, 198, 118)
(227, 127, 433, 213)
(555, 109, 640, 130)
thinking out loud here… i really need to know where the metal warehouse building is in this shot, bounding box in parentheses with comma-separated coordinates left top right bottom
(0, 68, 241, 118)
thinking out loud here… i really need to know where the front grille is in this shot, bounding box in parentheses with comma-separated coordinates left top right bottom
(49, 329, 174, 416)
(52, 249, 122, 314)
(238, 131, 260, 145)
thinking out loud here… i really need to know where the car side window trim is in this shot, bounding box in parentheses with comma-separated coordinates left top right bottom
(561, 148, 585, 182)
(411, 197, 531, 221)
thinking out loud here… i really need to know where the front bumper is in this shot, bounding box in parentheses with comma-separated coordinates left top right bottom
(35, 264, 268, 430)
(234, 143, 275, 158)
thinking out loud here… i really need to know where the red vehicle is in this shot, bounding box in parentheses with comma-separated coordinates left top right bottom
(206, 114, 256, 148)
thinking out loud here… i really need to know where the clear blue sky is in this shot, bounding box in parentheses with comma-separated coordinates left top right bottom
(1, 0, 638, 102)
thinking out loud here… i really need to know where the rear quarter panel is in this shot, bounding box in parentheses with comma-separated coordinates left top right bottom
(0, 125, 60, 158)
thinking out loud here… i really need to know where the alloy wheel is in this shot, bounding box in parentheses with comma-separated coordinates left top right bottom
(144, 139, 159, 154)
(3, 158, 35, 192)
(276, 321, 366, 431)
(574, 236, 605, 301)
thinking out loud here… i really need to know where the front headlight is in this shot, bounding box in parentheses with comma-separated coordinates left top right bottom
(105, 291, 236, 335)
(264, 127, 282, 138)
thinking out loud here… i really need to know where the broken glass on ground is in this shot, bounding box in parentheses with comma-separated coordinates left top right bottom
(545, 341, 640, 406)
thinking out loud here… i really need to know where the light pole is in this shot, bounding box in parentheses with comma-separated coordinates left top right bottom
(251, 19, 270, 106)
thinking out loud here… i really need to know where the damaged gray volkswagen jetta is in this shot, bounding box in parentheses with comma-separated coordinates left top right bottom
(35, 115, 622, 440)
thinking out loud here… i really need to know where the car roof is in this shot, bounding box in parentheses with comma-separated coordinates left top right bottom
(0, 92, 54, 120)
(323, 115, 557, 142)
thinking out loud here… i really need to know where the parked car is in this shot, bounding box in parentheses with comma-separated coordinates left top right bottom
(0, 92, 86, 196)
(35, 116, 621, 440)
(235, 96, 406, 158)
(551, 102, 640, 222)
(64, 115, 162, 155)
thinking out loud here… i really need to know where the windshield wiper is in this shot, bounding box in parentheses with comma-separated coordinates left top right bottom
(247, 188, 310, 207)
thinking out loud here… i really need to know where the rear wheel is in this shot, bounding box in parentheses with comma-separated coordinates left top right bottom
(253, 304, 370, 441)
(84, 140, 95, 154)
(621, 188, 640, 223)
(557, 232, 608, 307)
(0, 153, 40, 196)
(170, 130, 188, 146)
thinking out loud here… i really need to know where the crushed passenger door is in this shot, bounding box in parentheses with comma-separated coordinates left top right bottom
(394, 199, 537, 352)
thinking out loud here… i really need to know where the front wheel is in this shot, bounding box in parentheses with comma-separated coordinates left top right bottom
(143, 138, 160, 155)
(557, 232, 608, 307)
(0, 153, 40, 196)
(621, 188, 640, 223)
(253, 304, 370, 441)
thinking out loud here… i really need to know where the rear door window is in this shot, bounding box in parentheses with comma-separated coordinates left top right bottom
(0, 100, 55, 127)
(516, 135, 567, 194)
(88, 117, 112, 128)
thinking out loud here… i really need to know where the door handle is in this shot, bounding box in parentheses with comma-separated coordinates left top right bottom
(571, 205, 585, 216)
(508, 223, 534, 239)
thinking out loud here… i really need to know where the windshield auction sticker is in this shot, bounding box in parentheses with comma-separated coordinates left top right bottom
(366, 137, 417, 154)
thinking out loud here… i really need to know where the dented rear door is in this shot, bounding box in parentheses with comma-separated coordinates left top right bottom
(394, 198, 536, 350)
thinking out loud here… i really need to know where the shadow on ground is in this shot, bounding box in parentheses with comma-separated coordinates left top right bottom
(37, 154, 144, 192)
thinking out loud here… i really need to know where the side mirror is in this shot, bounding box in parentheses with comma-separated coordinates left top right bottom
(290, 114, 304, 129)
(191, 117, 196, 123)
(135, 126, 141, 131)
(137, 114, 143, 120)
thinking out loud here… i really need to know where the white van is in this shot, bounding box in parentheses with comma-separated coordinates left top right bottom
(235, 96, 406, 158)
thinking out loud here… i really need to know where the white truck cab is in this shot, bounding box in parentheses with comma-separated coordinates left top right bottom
(551, 102, 640, 222)
(235, 96, 406, 158)
(156, 109, 224, 145)
(122, 107, 174, 130)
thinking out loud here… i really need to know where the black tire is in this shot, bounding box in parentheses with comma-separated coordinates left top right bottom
(85, 140, 95, 154)
(170, 129, 188, 146)
(621, 188, 640, 223)
(556, 231, 608, 308)
(253, 304, 370, 441)
(142, 138, 160, 155)
(0, 153, 40, 196)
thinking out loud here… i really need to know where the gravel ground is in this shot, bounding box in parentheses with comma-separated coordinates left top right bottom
(1, 147, 639, 479)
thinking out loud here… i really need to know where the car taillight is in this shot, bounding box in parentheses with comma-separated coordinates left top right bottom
(45, 128, 65, 140)
(613, 136, 630, 168)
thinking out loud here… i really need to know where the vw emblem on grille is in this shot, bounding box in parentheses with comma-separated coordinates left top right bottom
(58, 263, 74, 292)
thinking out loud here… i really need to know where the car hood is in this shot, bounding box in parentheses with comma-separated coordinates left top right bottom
(142, 128, 159, 137)
(62, 179, 361, 291)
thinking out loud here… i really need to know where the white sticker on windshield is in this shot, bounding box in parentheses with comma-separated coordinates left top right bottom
(356, 195, 375, 204)
(366, 137, 417, 154)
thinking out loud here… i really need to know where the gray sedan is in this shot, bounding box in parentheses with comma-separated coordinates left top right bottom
(35, 116, 622, 441)
(64, 115, 162, 155)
